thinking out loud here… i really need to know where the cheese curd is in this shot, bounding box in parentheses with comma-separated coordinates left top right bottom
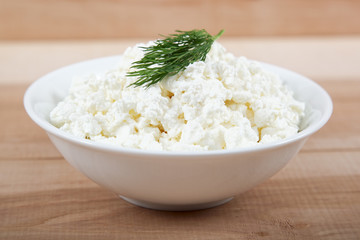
(50, 42, 305, 151)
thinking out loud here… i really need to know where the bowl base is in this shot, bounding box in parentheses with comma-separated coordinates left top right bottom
(119, 196, 233, 211)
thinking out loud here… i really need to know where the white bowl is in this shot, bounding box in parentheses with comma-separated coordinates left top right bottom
(24, 55, 332, 211)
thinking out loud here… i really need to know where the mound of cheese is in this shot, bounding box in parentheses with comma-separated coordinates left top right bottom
(50, 42, 305, 151)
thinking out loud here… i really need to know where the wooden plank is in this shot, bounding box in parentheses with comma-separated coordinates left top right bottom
(304, 80, 360, 152)
(0, 85, 61, 160)
(1, 39, 359, 239)
(1, 79, 359, 160)
(0, 151, 359, 239)
(1, 0, 360, 40)
(1, 37, 360, 84)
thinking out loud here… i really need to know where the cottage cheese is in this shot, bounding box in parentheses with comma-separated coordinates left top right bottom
(50, 42, 305, 151)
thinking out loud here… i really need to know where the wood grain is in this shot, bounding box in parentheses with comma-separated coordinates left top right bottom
(0, 80, 358, 161)
(1, 81, 360, 239)
(1, 0, 360, 40)
(1, 155, 359, 239)
(1, 39, 360, 239)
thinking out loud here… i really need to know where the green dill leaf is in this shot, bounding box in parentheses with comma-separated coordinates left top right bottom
(127, 29, 224, 88)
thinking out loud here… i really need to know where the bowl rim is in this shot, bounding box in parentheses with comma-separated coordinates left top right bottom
(23, 55, 333, 157)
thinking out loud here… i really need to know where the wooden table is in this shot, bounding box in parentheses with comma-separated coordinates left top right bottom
(1, 38, 359, 239)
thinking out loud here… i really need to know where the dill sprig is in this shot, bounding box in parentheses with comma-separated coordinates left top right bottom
(127, 29, 224, 88)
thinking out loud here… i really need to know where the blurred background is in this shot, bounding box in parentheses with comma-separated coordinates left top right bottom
(1, 0, 360, 40)
(1, 0, 360, 85)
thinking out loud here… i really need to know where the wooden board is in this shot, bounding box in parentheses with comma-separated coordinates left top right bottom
(0, 39, 360, 239)
(1, 0, 360, 40)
